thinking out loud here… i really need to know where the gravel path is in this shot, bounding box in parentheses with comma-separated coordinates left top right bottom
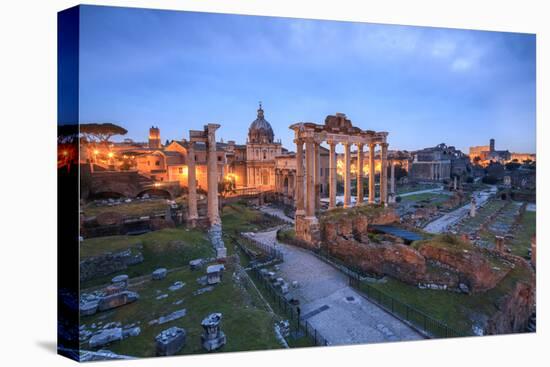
(243, 229, 423, 345)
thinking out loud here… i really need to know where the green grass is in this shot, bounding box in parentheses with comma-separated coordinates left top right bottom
(80, 228, 214, 288)
(221, 202, 285, 234)
(80, 263, 283, 357)
(320, 204, 387, 223)
(361, 259, 532, 335)
(509, 211, 536, 258)
(82, 197, 187, 218)
(396, 183, 440, 195)
(401, 193, 450, 205)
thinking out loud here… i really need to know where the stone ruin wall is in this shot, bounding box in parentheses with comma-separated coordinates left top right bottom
(80, 247, 144, 282)
(318, 207, 535, 334)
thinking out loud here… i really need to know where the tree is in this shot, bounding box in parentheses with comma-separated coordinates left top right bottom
(218, 176, 237, 209)
(80, 123, 128, 143)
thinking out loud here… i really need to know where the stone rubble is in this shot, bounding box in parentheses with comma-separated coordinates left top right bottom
(155, 327, 187, 356)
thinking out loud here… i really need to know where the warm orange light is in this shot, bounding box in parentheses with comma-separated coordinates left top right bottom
(63, 151, 68, 156)
(224, 173, 238, 181)
(108, 152, 114, 158)
(93, 149, 99, 155)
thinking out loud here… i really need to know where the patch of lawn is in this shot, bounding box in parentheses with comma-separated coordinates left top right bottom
(80, 228, 214, 288)
(221, 203, 285, 234)
(360, 257, 532, 336)
(509, 211, 536, 258)
(80, 263, 282, 357)
(82, 197, 187, 218)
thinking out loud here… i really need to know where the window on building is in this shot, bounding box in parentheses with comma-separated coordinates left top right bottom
(218, 156, 221, 162)
(155, 161, 160, 166)
(178, 167, 183, 174)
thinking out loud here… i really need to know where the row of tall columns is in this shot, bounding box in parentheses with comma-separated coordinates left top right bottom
(295, 138, 390, 214)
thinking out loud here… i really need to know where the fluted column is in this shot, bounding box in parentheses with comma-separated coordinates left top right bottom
(343, 142, 351, 208)
(314, 142, 321, 212)
(368, 143, 376, 204)
(328, 141, 337, 209)
(356, 143, 364, 205)
(390, 159, 396, 195)
(187, 141, 198, 223)
(294, 139, 305, 217)
(206, 124, 221, 225)
(305, 138, 316, 218)
(380, 142, 388, 205)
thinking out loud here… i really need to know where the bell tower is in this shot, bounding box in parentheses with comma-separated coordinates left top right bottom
(149, 126, 161, 149)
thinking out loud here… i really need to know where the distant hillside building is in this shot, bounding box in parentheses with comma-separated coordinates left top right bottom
(469, 138, 511, 163)
(409, 143, 470, 181)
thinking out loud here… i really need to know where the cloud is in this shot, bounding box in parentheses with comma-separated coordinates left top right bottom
(451, 57, 474, 71)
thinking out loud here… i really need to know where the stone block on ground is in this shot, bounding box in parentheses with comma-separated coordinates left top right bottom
(155, 327, 187, 356)
(189, 259, 204, 270)
(89, 328, 123, 348)
(111, 274, 129, 288)
(152, 268, 167, 280)
(80, 300, 99, 316)
(97, 291, 139, 312)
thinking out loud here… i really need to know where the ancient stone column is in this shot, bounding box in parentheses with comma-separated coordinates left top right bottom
(343, 142, 352, 208)
(390, 160, 396, 195)
(388, 159, 396, 204)
(380, 142, 388, 204)
(187, 141, 198, 225)
(294, 139, 305, 217)
(313, 142, 321, 212)
(356, 143, 364, 205)
(368, 143, 376, 204)
(305, 138, 316, 218)
(206, 124, 221, 226)
(453, 176, 458, 191)
(470, 197, 476, 217)
(495, 235, 505, 253)
(328, 141, 337, 209)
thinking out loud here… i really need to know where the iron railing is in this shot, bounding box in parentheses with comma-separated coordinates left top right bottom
(249, 267, 329, 347)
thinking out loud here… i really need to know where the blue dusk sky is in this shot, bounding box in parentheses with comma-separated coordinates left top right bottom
(78, 5, 536, 153)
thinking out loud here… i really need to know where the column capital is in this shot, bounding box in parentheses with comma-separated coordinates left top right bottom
(380, 142, 389, 149)
(293, 138, 303, 145)
(356, 143, 364, 150)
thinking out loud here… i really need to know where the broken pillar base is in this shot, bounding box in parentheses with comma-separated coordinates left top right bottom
(295, 216, 321, 250)
(201, 332, 226, 352)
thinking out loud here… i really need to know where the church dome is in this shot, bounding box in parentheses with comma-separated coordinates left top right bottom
(248, 102, 274, 144)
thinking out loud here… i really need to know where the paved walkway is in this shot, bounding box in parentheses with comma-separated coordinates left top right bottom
(398, 186, 445, 197)
(423, 186, 497, 233)
(242, 229, 423, 345)
(259, 206, 295, 224)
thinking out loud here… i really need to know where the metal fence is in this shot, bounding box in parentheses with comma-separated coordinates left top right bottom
(348, 273, 470, 338)
(278, 230, 470, 339)
(234, 234, 284, 263)
(249, 267, 329, 347)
